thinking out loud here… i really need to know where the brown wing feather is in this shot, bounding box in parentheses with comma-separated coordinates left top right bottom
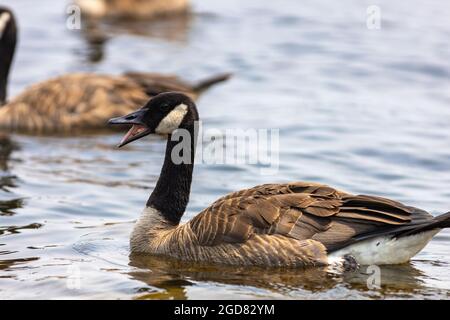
(188, 181, 434, 252)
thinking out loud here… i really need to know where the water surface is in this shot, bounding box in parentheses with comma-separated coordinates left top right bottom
(1, 0, 450, 299)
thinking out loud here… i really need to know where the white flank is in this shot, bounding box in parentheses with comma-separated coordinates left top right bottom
(155, 104, 188, 134)
(0, 12, 11, 39)
(328, 229, 440, 265)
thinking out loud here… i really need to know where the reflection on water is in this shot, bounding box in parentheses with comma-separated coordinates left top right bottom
(77, 14, 193, 63)
(0, 257, 39, 272)
(0, 134, 18, 171)
(129, 254, 448, 300)
(0, 198, 24, 216)
(129, 254, 351, 299)
(1, 0, 450, 299)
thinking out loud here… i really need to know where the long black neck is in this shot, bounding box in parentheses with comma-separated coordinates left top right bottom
(0, 49, 11, 104)
(147, 121, 196, 225)
(0, 12, 17, 105)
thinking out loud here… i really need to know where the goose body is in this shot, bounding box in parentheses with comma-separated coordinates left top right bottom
(109, 92, 450, 268)
(130, 184, 447, 267)
(75, 0, 189, 19)
(0, 7, 230, 133)
(0, 72, 229, 133)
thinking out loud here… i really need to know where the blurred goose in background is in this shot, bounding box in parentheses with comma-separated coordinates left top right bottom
(79, 11, 192, 63)
(109, 92, 450, 268)
(0, 7, 230, 133)
(75, 0, 190, 19)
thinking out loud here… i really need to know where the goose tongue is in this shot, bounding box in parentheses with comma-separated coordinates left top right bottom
(120, 124, 148, 146)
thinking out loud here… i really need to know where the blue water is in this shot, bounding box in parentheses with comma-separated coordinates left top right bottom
(0, 0, 449, 299)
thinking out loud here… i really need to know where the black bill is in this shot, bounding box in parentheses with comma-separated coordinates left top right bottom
(108, 109, 152, 148)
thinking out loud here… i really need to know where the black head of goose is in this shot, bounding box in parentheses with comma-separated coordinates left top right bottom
(0, 6, 16, 106)
(0, 7, 230, 133)
(109, 92, 450, 268)
(75, 0, 190, 19)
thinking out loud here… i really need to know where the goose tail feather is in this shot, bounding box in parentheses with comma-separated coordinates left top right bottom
(193, 73, 232, 93)
(397, 211, 450, 237)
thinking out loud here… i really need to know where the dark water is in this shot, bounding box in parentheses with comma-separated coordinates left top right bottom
(1, 0, 450, 299)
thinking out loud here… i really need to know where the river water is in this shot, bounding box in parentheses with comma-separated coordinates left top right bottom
(1, 0, 449, 299)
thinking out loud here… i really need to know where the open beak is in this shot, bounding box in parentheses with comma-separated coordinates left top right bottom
(108, 109, 152, 148)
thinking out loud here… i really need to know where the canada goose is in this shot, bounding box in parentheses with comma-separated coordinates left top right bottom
(108, 92, 450, 268)
(75, 0, 189, 19)
(0, 7, 230, 133)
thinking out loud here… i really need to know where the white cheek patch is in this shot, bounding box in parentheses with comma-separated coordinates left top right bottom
(155, 104, 188, 134)
(0, 12, 11, 39)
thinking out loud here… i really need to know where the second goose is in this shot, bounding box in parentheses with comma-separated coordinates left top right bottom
(109, 92, 450, 268)
(0, 7, 230, 133)
(75, 0, 190, 19)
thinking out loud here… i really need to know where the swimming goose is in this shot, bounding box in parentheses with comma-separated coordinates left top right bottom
(0, 7, 230, 133)
(109, 92, 450, 267)
(75, 0, 189, 19)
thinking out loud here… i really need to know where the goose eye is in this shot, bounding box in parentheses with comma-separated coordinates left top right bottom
(161, 103, 171, 111)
